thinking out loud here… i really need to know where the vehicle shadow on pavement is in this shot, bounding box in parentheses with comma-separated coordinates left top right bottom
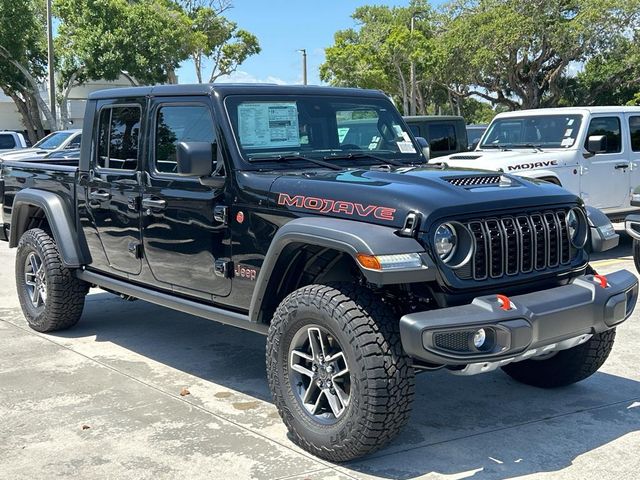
(47, 290, 640, 480)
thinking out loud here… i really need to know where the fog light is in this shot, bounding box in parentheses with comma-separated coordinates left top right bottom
(472, 328, 486, 349)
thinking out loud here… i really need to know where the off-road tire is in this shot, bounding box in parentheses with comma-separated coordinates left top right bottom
(501, 329, 616, 388)
(15, 228, 89, 332)
(633, 239, 640, 274)
(266, 283, 415, 462)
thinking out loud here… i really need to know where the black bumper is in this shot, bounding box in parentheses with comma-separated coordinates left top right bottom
(400, 270, 638, 365)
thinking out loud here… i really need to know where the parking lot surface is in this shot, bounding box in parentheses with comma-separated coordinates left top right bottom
(1, 233, 639, 480)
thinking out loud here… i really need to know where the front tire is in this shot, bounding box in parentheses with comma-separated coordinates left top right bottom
(15, 228, 89, 332)
(501, 329, 616, 388)
(266, 284, 415, 462)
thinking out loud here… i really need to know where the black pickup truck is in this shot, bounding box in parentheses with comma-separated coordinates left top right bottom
(1, 84, 637, 462)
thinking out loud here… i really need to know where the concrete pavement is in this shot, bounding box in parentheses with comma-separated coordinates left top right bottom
(0, 234, 639, 479)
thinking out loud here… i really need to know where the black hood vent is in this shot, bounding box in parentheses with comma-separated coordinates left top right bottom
(448, 154, 482, 160)
(444, 175, 503, 187)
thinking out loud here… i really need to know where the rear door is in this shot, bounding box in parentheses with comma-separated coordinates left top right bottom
(625, 114, 640, 200)
(580, 115, 630, 210)
(141, 97, 231, 298)
(84, 101, 144, 275)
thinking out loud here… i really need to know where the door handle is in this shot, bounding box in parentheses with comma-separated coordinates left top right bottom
(615, 163, 630, 170)
(142, 198, 167, 210)
(89, 190, 111, 201)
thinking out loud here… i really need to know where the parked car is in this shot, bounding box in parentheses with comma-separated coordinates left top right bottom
(466, 123, 488, 150)
(404, 115, 468, 158)
(0, 129, 81, 162)
(443, 107, 640, 221)
(0, 85, 634, 462)
(14, 148, 81, 164)
(0, 131, 28, 152)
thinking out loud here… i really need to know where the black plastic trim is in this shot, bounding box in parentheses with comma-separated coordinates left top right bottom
(77, 270, 266, 334)
(9, 188, 86, 267)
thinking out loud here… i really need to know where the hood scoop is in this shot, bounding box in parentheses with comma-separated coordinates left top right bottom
(444, 174, 510, 188)
(448, 154, 482, 160)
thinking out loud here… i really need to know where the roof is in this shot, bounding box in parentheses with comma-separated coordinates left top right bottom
(404, 115, 465, 122)
(496, 106, 640, 118)
(88, 83, 388, 100)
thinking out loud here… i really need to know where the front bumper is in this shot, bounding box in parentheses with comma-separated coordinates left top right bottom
(400, 270, 638, 365)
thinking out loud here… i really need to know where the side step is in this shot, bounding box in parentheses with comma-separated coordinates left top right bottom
(76, 270, 268, 335)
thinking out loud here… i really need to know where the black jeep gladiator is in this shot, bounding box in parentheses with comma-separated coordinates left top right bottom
(0, 84, 637, 462)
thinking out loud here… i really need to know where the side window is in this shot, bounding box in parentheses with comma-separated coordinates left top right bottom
(96, 106, 141, 170)
(155, 105, 215, 174)
(428, 124, 456, 153)
(0, 134, 16, 149)
(629, 116, 640, 152)
(67, 134, 81, 148)
(585, 117, 621, 153)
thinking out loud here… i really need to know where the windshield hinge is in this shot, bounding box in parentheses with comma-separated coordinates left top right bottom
(399, 211, 421, 237)
(214, 205, 228, 224)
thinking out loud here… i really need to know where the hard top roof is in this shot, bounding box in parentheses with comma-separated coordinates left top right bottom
(88, 83, 388, 100)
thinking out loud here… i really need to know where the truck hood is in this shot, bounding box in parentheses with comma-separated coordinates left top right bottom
(0, 148, 51, 161)
(442, 148, 577, 174)
(268, 165, 580, 230)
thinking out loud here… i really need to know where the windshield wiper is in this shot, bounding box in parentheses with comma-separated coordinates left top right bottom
(513, 143, 544, 152)
(480, 144, 511, 150)
(249, 154, 343, 171)
(323, 152, 407, 167)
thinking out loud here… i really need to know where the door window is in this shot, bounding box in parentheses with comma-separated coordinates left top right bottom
(428, 124, 456, 153)
(67, 134, 81, 149)
(155, 105, 215, 174)
(96, 106, 141, 170)
(629, 116, 640, 151)
(585, 117, 621, 153)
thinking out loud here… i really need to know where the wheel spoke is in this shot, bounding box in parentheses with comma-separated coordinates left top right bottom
(305, 387, 325, 415)
(333, 383, 350, 408)
(307, 327, 325, 359)
(325, 389, 345, 417)
(291, 349, 313, 362)
(291, 362, 314, 379)
(29, 254, 39, 275)
(31, 285, 40, 306)
(331, 366, 349, 380)
(325, 351, 345, 364)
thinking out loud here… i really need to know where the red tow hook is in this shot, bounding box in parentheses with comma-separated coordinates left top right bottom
(496, 294, 512, 311)
(594, 274, 609, 288)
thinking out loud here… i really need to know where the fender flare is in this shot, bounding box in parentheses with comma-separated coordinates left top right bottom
(248, 217, 435, 322)
(9, 188, 86, 267)
(516, 170, 562, 185)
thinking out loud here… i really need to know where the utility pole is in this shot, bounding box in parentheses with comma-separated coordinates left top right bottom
(409, 15, 416, 116)
(298, 49, 308, 85)
(46, 0, 57, 130)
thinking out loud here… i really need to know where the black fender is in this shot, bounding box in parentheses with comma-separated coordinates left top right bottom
(248, 217, 435, 322)
(9, 189, 86, 267)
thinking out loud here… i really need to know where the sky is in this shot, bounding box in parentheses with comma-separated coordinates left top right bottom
(176, 0, 416, 86)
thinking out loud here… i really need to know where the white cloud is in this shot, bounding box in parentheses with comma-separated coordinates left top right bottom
(215, 70, 289, 85)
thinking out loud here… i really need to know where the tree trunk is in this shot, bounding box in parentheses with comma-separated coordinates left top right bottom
(7, 90, 37, 143)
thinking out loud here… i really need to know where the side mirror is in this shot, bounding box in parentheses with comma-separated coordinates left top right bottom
(415, 136, 430, 161)
(587, 135, 607, 155)
(176, 141, 214, 177)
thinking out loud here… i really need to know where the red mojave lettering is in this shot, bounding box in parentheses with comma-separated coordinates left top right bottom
(277, 193, 396, 221)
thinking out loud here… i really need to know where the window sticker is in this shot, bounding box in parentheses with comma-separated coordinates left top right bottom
(561, 137, 574, 147)
(564, 129, 573, 137)
(567, 119, 575, 126)
(338, 127, 350, 143)
(401, 131, 412, 142)
(238, 102, 300, 148)
(397, 141, 417, 153)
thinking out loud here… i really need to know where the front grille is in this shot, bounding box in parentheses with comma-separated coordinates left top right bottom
(445, 175, 502, 187)
(462, 210, 573, 281)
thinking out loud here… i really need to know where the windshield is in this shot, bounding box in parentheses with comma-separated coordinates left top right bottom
(33, 131, 73, 149)
(480, 115, 583, 149)
(225, 95, 422, 165)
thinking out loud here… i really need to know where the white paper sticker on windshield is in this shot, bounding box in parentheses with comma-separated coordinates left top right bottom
(564, 129, 573, 137)
(561, 137, 574, 147)
(338, 127, 350, 143)
(401, 131, 412, 142)
(238, 102, 300, 148)
(397, 141, 417, 153)
(567, 119, 575, 126)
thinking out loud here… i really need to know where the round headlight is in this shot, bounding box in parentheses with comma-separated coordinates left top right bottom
(567, 208, 587, 247)
(434, 223, 457, 261)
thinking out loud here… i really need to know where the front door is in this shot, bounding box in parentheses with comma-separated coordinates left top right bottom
(580, 115, 630, 210)
(84, 102, 144, 275)
(141, 99, 231, 298)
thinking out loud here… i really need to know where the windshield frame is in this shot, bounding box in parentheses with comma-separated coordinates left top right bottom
(223, 93, 425, 169)
(479, 114, 585, 150)
(33, 131, 74, 150)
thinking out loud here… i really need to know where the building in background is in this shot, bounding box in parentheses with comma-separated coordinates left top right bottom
(0, 75, 136, 136)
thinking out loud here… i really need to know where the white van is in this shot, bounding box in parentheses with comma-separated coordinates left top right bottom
(443, 107, 640, 220)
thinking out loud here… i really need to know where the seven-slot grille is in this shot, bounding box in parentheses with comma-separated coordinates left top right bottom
(461, 210, 573, 281)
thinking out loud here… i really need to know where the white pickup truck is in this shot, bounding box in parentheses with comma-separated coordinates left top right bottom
(443, 107, 640, 220)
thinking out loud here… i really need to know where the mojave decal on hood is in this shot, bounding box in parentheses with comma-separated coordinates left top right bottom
(442, 149, 578, 173)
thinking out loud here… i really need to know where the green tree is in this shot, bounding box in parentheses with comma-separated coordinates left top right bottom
(0, 0, 52, 141)
(434, 0, 640, 109)
(320, 1, 434, 115)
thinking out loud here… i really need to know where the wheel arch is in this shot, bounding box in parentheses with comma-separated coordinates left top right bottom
(248, 217, 434, 323)
(9, 189, 86, 267)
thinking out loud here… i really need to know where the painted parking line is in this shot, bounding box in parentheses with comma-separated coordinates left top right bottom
(591, 258, 632, 268)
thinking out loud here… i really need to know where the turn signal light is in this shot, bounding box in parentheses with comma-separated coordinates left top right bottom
(356, 253, 423, 271)
(356, 254, 382, 270)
